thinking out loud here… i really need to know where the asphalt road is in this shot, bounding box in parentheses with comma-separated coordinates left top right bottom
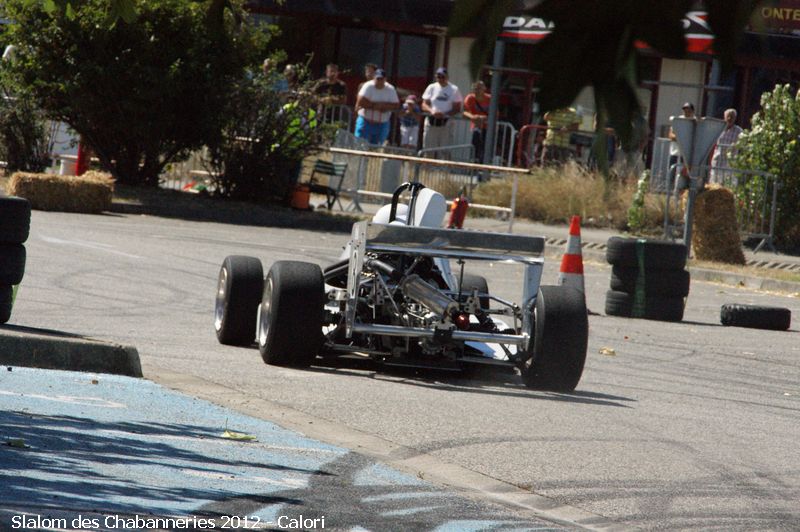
(9, 209, 800, 530)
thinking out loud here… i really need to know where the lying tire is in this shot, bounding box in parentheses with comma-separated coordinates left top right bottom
(720, 304, 791, 331)
(604, 290, 685, 322)
(610, 266, 690, 297)
(258, 261, 325, 367)
(0, 244, 26, 285)
(0, 285, 12, 324)
(0, 196, 31, 244)
(522, 285, 588, 391)
(460, 273, 490, 310)
(214, 255, 264, 346)
(606, 237, 687, 270)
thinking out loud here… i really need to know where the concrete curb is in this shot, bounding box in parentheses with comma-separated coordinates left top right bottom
(0, 326, 142, 377)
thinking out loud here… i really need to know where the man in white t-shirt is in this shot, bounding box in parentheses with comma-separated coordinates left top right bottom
(355, 69, 400, 145)
(421, 67, 463, 151)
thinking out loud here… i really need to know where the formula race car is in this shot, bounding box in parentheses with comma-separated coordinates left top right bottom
(214, 182, 588, 390)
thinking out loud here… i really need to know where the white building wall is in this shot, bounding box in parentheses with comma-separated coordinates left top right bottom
(655, 58, 707, 137)
(445, 37, 474, 104)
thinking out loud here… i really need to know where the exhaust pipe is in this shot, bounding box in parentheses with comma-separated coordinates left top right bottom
(400, 274, 457, 318)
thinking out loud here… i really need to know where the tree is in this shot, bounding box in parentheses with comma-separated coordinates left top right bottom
(205, 66, 333, 203)
(450, 1, 761, 148)
(734, 84, 800, 249)
(2, 0, 268, 185)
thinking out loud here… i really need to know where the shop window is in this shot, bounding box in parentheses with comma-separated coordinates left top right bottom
(339, 28, 388, 75)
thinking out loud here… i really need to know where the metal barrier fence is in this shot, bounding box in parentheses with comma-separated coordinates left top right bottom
(658, 163, 779, 252)
(319, 104, 353, 131)
(329, 146, 528, 231)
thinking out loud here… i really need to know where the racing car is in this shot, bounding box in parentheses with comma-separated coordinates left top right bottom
(214, 182, 588, 390)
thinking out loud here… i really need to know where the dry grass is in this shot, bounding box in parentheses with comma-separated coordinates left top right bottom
(473, 162, 635, 228)
(690, 258, 800, 286)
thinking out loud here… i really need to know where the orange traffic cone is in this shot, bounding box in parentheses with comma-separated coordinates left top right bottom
(557, 215, 584, 294)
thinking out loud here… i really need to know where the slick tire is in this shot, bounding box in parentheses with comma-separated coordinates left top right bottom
(522, 285, 588, 391)
(720, 304, 791, 331)
(606, 237, 687, 270)
(214, 255, 264, 346)
(258, 261, 325, 367)
(0, 244, 26, 285)
(460, 273, 490, 310)
(604, 290, 685, 322)
(0, 196, 31, 244)
(610, 266, 690, 298)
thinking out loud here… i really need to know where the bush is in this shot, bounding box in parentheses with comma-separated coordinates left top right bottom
(734, 84, 800, 250)
(2, 0, 269, 186)
(472, 162, 634, 228)
(204, 69, 333, 203)
(0, 94, 51, 173)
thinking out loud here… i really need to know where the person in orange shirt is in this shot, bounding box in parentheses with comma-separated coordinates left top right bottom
(462, 81, 491, 162)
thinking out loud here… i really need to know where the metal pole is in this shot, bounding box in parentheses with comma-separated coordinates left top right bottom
(682, 121, 697, 255)
(508, 173, 519, 233)
(484, 41, 505, 166)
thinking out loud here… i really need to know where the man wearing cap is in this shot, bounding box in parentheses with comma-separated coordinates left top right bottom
(421, 67, 463, 151)
(354, 68, 400, 145)
(399, 95, 422, 149)
(668, 102, 696, 192)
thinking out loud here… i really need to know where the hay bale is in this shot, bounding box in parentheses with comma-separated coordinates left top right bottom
(7, 171, 114, 213)
(692, 185, 745, 264)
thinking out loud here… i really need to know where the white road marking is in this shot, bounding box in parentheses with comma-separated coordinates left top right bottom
(39, 235, 143, 259)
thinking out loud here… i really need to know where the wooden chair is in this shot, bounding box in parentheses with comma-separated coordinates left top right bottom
(307, 159, 348, 210)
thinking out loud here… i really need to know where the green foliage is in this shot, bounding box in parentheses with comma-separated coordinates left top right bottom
(449, 1, 761, 149)
(734, 84, 800, 249)
(2, 0, 269, 186)
(0, 93, 51, 173)
(204, 68, 333, 203)
(626, 170, 650, 233)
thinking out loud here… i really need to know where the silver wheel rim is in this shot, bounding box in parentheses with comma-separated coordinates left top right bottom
(214, 266, 228, 332)
(258, 277, 273, 348)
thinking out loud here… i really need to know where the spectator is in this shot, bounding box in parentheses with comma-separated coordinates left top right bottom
(314, 63, 347, 106)
(668, 102, 696, 191)
(462, 81, 491, 162)
(709, 108, 743, 185)
(274, 64, 299, 97)
(541, 107, 580, 165)
(421, 67, 463, 152)
(398, 95, 422, 150)
(354, 68, 399, 145)
(357, 63, 378, 95)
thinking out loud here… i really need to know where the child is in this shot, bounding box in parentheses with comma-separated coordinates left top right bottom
(398, 95, 422, 150)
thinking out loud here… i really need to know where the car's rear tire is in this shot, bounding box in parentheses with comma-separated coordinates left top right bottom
(258, 261, 325, 367)
(522, 285, 588, 391)
(720, 304, 791, 331)
(214, 255, 263, 346)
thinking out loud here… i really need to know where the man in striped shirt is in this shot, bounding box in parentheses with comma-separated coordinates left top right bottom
(709, 108, 743, 185)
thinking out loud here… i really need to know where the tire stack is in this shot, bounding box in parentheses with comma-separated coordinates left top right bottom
(604, 237, 689, 322)
(0, 196, 31, 324)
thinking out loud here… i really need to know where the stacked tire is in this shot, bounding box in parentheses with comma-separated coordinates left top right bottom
(0, 196, 31, 324)
(604, 237, 689, 322)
